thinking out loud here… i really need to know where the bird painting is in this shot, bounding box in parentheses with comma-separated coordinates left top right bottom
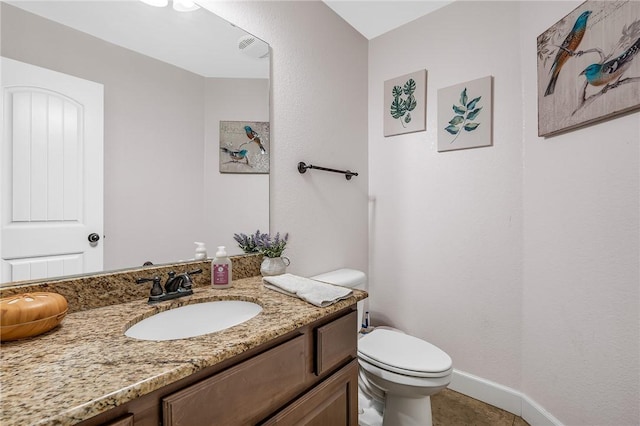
(537, 1, 640, 137)
(580, 37, 640, 87)
(219, 121, 269, 174)
(220, 147, 249, 165)
(544, 10, 592, 96)
(243, 125, 267, 154)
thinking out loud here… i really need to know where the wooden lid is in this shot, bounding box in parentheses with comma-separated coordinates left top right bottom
(1, 292, 68, 327)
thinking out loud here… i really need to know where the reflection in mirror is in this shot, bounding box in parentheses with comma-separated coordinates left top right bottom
(0, 1, 270, 285)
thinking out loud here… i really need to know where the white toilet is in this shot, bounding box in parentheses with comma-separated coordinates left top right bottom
(312, 269, 453, 426)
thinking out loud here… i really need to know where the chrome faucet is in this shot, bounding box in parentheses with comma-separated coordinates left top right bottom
(136, 269, 202, 304)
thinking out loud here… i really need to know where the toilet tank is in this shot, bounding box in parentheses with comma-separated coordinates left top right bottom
(311, 269, 366, 331)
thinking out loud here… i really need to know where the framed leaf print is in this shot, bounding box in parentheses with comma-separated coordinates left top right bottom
(437, 76, 493, 152)
(383, 70, 427, 136)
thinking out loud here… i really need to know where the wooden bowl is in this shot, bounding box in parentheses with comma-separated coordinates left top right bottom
(0, 292, 68, 341)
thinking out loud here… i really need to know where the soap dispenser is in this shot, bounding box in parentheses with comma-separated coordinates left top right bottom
(212, 246, 232, 289)
(194, 242, 207, 260)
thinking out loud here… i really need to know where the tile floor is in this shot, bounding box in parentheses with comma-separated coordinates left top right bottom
(432, 389, 530, 426)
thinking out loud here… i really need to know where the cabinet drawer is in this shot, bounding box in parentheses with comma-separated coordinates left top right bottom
(315, 310, 357, 376)
(163, 334, 307, 426)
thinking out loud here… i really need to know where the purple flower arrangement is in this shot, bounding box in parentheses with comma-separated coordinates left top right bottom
(234, 230, 289, 258)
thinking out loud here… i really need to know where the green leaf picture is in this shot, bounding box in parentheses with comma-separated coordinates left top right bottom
(445, 87, 482, 144)
(384, 70, 427, 137)
(438, 76, 492, 151)
(389, 78, 418, 128)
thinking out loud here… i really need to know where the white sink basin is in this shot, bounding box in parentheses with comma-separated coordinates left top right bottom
(125, 300, 262, 341)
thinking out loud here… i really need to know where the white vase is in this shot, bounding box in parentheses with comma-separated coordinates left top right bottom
(260, 256, 290, 276)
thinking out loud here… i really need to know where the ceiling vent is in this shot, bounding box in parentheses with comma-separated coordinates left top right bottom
(238, 35, 269, 59)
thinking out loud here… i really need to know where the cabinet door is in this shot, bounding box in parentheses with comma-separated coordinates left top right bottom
(315, 310, 357, 376)
(262, 360, 358, 426)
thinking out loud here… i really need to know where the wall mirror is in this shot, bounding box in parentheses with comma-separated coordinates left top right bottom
(0, 1, 270, 285)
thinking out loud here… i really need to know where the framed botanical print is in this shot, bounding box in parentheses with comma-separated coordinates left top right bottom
(383, 70, 427, 137)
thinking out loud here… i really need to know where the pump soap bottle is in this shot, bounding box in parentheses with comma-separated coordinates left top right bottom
(212, 246, 232, 289)
(194, 242, 207, 260)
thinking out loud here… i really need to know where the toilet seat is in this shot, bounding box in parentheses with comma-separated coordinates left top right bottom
(358, 328, 452, 378)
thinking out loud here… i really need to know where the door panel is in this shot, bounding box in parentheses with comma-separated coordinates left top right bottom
(1, 57, 103, 284)
(6, 253, 82, 282)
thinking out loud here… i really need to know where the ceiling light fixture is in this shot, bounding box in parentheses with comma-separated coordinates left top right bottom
(172, 0, 200, 12)
(140, 0, 169, 7)
(139, 0, 200, 12)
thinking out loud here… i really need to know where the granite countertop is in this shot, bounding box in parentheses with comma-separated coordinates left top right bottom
(0, 276, 367, 426)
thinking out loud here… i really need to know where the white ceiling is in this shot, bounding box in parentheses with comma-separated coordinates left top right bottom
(6, 0, 269, 78)
(6, 0, 451, 77)
(324, 0, 453, 40)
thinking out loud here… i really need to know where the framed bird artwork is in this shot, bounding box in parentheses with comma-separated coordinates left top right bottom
(537, 0, 640, 137)
(219, 121, 270, 174)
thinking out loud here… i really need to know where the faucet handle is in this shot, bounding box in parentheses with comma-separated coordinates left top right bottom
(135, 276, 163, 297)
(175, 269, 203, 291)
(179, 274, 194, 290)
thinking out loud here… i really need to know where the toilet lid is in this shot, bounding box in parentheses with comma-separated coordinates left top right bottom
(358, 329, 452, 377)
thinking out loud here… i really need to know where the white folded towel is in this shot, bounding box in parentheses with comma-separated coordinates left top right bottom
(263, 273, 353, 307)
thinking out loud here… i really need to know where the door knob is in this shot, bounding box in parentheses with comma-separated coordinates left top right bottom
(88, 233, 100, 243)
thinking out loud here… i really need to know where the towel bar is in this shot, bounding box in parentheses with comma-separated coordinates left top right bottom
(298, 162, 358, 180)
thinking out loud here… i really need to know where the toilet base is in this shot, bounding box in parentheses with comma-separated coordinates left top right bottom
(358, 387, 435, 426)
(383, 394, 433, 426)
(358, 391, 383, 426)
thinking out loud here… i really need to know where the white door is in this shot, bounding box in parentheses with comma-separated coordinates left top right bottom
(1, 57, 104, 284)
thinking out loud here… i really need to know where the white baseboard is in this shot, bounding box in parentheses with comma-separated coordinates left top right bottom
(521, 393, 564, 426)
(448, 369, 564, 426)
(449, 369, 522, 416)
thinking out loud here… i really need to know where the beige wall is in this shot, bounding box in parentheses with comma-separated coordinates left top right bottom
(369, 1, 639, 425)
(520, 2, 639, 424)
(203, 1, 370, 275)
(369, 0, 524, 394)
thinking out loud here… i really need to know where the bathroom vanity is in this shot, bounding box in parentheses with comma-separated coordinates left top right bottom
(0, 273, 367, 425)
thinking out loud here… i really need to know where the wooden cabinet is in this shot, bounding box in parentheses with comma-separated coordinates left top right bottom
(80, 307, 358, 426)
